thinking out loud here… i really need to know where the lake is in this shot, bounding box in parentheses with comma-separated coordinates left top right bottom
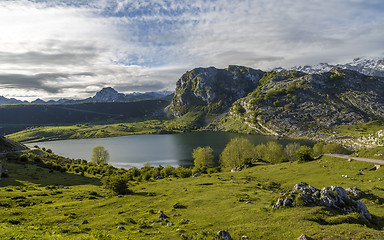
(28, 132, 314, 169)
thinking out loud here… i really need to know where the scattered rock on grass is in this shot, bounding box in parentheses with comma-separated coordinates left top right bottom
(180, 218, 190, 224)
(369, 165, 381, 171)
(273, 183, 372, 221)
(192, 172, 201, 177)
(217, 230, 232, 240)
(159, 212, 168, 218)
(116, 226, 125, 230)
(81, 220, 88, 224)
(297, 234, 313, 240)
(346, 187, 365, 200)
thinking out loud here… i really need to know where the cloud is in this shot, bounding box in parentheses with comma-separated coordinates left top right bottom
(0, 0, 383, 100)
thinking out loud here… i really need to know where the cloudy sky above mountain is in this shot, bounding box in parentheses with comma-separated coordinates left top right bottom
(1, 0, 383, 100)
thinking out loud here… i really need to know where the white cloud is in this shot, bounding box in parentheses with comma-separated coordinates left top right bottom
(0, 0, 383, 100)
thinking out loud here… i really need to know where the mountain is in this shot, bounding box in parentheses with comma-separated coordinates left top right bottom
(0, 96, 28, 105)
(170, 65, 384, 147)
(287, 58, 384, 77)
(0, 87, 173, 105)
(0, 136, 28, 153)
(169, 65, 264, 116)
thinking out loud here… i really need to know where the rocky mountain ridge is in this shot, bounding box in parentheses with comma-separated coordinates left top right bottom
(169, 64, 384, 149)
(0, 87, 172, 105)
(279, 58, 384, 77)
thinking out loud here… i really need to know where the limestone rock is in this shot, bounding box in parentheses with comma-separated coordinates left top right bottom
(273, 183, 372, 221)
(217, 230, 232, 240)
(346, 187, 364, 199)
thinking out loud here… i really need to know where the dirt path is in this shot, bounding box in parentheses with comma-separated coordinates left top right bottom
(324, 154, 384, 165)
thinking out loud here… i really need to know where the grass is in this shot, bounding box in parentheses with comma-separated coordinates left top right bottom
(321, 120, 384, 137)
(6, 112, 205, 143)
(0, 155, 383, 239)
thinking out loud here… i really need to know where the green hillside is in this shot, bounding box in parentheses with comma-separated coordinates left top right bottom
(0, 150, 383, 239)
(0, 100, 169, 135)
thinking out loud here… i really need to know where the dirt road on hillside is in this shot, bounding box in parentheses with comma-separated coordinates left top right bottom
(324, 154, 384, 165)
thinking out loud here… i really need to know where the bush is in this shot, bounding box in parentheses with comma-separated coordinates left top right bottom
(295, 146, 314, 163)
(175, 167, 192, 178)
(323, 143, 343, 154)
(105, 175, 132, 195)
(19, 154, 29, 162)
(160, 165, 175, 177)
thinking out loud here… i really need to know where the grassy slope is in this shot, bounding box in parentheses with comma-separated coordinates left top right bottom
(6, 112, 205, 143)
(0, 156, 383, 239)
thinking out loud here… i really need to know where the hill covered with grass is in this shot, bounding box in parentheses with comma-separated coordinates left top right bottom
(0, 149, 383, 239)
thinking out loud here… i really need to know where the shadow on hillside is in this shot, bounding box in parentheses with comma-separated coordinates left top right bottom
(306, 207, 384, 230)
(0, 163, 102, 188)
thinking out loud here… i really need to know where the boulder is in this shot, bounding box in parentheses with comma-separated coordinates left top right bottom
(346, 187, 364, 199)
(369, 165, 381, 171)
(81, 220, 88, 224)
(159, 212, 168, 219)
(192, 172, 201, 178)
(116, 226, 125, 230)
(273, 183, 372, 221)
(297, 234, 313, 240)
(217, 230, 232, 240)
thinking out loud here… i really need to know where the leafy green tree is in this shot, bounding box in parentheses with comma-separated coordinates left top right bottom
(264, 141, 285, 163)
(323, 143, 343, 154)
(313, 142, 324, 157)
(284, 142, 301, 161)
(193, 146, 215, 169)
(220, 137, 255, 169)
(254, 143, 267, 160)
(295, 145, 314, 163)
(91, 145, 109, 165)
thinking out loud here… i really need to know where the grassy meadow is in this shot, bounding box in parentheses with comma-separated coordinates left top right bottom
(0, 154, 383, 239)
(6, 112, 206, 143)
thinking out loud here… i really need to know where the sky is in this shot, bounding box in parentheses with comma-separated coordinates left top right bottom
(1, 0, 384, 101)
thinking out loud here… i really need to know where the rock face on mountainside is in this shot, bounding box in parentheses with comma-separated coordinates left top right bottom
(0, 136, 28, 153)
(224, 68, 384, 141)
(169, 64, 384, 147)
(169, 65, 264, 116)
(88, 87, 127, 102)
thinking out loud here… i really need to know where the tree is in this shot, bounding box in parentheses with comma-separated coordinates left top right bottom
(264, 141, 285, 163)
(323, 143, 343, 154)
(313, 142, 324, 157)
(295, 145, 314, 163)
(193, 146, 215, 169)
(284, 142, 301, 161)
(91, 145, 109, 165)
(220, 137, 255, 169)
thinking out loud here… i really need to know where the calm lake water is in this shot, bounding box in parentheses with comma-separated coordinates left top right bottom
(28, 132, 313, 169)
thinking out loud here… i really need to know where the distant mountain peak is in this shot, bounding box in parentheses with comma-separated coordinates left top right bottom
(282, 57, 384, 77)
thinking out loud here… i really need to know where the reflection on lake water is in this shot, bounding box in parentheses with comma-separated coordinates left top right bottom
(28, 132, 313, 169)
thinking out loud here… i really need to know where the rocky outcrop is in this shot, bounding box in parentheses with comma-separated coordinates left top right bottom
(169, 65, 264, 116)
(273, 183, 372, 221)
(0, 136, 28, 153)
(217, 68, 384, 148)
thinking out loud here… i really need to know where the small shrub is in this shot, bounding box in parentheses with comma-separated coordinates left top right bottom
(105, 175, 132, 195)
